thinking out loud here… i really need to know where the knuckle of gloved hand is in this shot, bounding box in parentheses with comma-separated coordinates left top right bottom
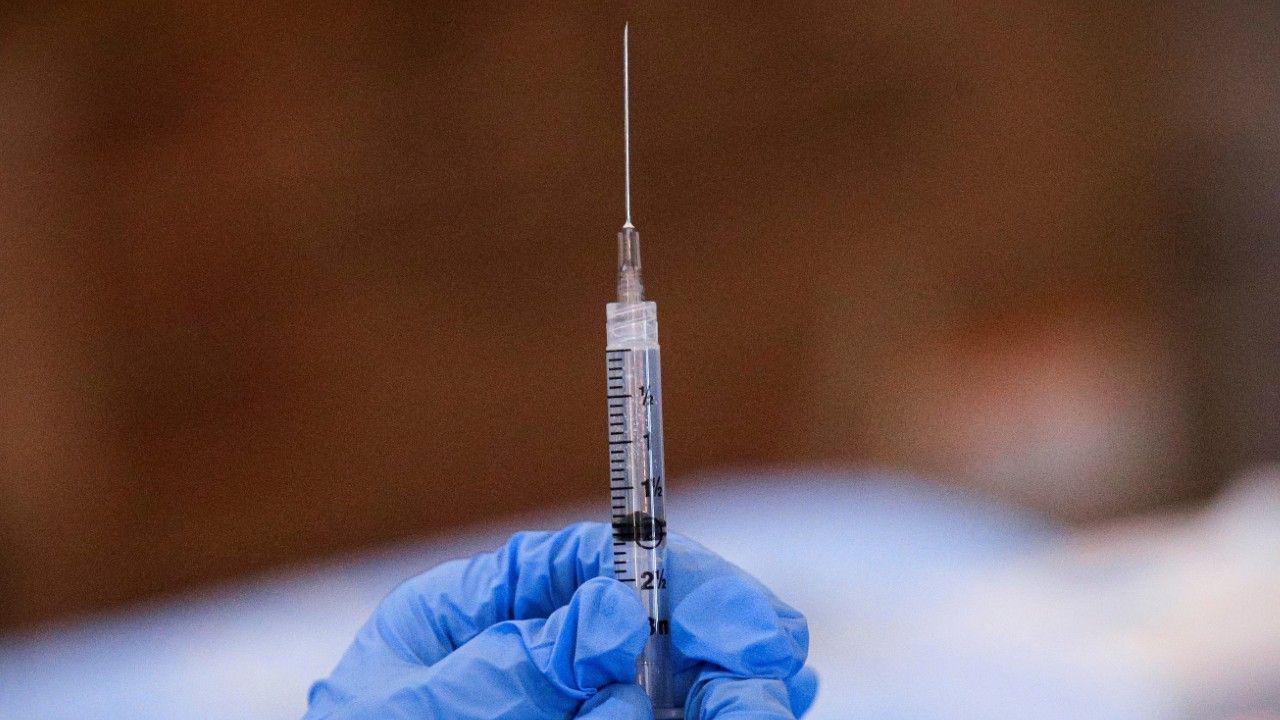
(512, 523, 610, 587)
(380, 558, 498, 649)
(562, 521, 614, 575)
(541, 521, 610, 554)
(671, 576, 807, 679)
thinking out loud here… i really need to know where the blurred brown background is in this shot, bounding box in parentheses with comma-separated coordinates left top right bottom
(1, 2, 1277, 630)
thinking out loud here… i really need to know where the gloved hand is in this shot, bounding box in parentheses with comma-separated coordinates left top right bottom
(304, 522, 817, 719)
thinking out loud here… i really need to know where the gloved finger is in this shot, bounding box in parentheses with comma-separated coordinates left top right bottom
(786, 666, 819, 717)
(355, 522, 614, 666)
(667, 534, 809, 655)
(686, 676, 795, 720)
(320, 577, 649, 720)
(672, 575, 808, 680)
(671, 576, 810, 719)
(576, 684, 656, 720)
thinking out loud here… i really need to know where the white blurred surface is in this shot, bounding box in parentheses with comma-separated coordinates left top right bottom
(2, 470, 1278, 719)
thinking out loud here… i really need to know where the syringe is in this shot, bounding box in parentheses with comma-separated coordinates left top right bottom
(606, 24, 681, 720)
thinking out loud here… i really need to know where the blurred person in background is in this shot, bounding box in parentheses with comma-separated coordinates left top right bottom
(1, 2, 1277, 719)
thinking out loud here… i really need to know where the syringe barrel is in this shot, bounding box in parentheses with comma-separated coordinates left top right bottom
(606, 300, 679, 718)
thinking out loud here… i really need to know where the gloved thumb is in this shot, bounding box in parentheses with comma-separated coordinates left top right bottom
(413, 576, 650, 719)
(576, 683, 656, 719)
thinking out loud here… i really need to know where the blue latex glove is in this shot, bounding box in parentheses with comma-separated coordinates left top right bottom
(304, 522, 817, 719)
